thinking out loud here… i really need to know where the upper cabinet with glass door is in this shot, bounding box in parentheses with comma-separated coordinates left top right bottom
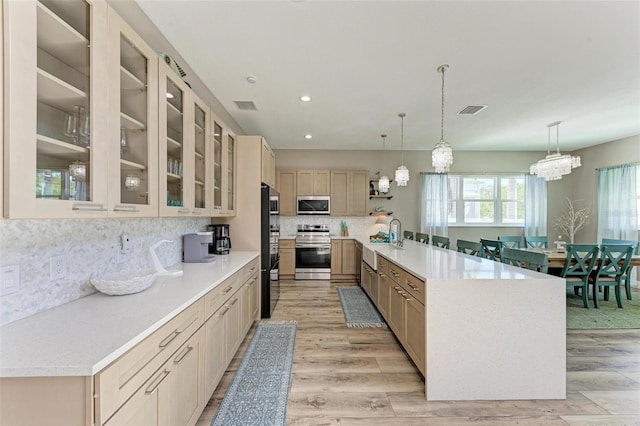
(210, 116, 236, 217)
(107, 8, 158, 217)
(190, 93, 211, 215)
(223, 130, 237, 216)
(211, 119, 224, 215)
(4, 0, 109, 218)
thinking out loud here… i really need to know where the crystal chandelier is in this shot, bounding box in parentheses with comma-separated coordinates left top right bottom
(432, 64, 453, 173)
(395, 113, 410, 186)
(530, 121, 581, 181)
(378, 134, 390, 193)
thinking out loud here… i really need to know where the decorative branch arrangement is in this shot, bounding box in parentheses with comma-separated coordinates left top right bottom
(554, 199, 591, 243)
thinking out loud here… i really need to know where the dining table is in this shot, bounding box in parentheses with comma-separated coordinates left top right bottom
(520, 248, 640, 268)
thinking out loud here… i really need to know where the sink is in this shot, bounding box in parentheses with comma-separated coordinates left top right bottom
(363, 245, 377, 270)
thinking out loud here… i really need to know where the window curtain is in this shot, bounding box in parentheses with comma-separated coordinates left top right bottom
(597, 163, 638, 241)
(524, 173, 547, 236)
(420, 172, 448, 237)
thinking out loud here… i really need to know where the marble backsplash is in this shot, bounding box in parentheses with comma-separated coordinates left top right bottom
(0, 217, 210, 325)
(279, 216, 390, 238)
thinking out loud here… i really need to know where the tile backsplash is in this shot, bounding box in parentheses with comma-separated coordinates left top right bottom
(0, 217, 210, 325)
(279, 216, 389, 238)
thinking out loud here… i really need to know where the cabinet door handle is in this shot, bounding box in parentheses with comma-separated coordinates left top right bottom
(229, 298, 238, 306)
(217, 306, 230, 316)
(145, 370, 171, 395)
(379, 273, 387, 278)
(223, 285, 233, 294)
(174, 345, 194, 364)
(158, 330, 180, 348)
(178, 208, 191, 214)
(402, 294, 414, 301)
(72, 203, 107, 211)
(250, 266, 256, 272)
(113, 205, 140, 212)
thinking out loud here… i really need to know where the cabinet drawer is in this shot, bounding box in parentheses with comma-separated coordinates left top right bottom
(95, 299, 205, 425)
(241, 258, 260, 283)
(205, 274, 241, 320)
(280, 239, 295, 249)
(377, 256, 389, 275)
(404, 272, 425, 305)
(387, 261, 406, 285)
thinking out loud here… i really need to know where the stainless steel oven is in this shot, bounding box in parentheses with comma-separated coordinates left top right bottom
(295, 224, 331, 279)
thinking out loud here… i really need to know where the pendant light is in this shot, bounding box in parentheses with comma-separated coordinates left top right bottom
(378, 134, 390, 193)
(529, 121, 581, 181)
(432, 64, 454, 173)
(395, 113, 410, 186)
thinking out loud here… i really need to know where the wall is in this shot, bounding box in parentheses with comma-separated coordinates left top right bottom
(0, 217, 210, 325)
(275, 149, 544, 243)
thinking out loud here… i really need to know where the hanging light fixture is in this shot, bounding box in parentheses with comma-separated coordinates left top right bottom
(432, 64, 454, 173)
(124, 174, 141, 191)
(395, 113, 410, 186)
(529, 121, 581, 181)
(378, 134, 390, 193)
(68, 161, 86, 182)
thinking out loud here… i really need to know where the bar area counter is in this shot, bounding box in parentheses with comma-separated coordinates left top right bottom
(356, 237, 566, 401)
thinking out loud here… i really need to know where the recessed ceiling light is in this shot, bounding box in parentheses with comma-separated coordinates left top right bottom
(246, 75, 257, 84)
(300, 95, 312, 102)
(166, 92, 174, 99)
(305, 134, 312, 140)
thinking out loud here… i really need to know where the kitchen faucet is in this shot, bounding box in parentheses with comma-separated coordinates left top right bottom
(389, 218, 403, 247)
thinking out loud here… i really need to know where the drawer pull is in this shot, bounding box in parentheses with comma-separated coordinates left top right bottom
(250, 266, 256, 272)
(113, 205, 140, 212)
(145, 370, 170, 395)
(379, 273, 387, 278)
(158, 330, 180, 348)
(217, 306, 230, 316)
(174, 345, 194, 364)
(229, 298, 238, 306)
(178, 208, 191, 214)
(223, 285, 233, 294)
(72, 203, 107, 211)
(402, 294, 414, 301)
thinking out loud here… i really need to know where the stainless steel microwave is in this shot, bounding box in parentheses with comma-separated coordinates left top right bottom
(297, 196, 330, 215)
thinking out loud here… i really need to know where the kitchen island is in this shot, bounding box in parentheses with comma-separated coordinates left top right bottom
(356, 237, 566, 401)
(0, 252, 260, 426)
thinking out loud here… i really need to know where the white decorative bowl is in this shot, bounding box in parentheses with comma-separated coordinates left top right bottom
(92, 269, 157, 296)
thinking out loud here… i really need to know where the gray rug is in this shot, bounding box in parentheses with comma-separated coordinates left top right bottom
(211, 321, 297, 426)
(337, 286, 387, 328)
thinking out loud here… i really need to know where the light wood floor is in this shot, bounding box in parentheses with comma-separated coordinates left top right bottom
(196, 280, 640, 425)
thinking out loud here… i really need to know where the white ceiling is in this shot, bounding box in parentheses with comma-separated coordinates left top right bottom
(136, 0, 640, 152)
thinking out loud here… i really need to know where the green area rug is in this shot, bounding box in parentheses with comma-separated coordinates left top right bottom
(566, 290, 640, 329)
(337, 286, 386, 328)
(211, 321, 296, 426)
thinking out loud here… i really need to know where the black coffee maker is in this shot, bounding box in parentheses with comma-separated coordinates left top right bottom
(207, 224, 231, 255)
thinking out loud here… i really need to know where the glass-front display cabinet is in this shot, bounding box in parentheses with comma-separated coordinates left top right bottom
(211, 120, 224, 214)
(4, 0, 110, 218)
(107, 9, 158, 217)
(223, 133, 236, 215)
(190, 95, 211, 215)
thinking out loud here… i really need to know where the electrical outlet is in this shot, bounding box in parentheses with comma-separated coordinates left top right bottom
(1, 265, 20, 296)
(50, 255, 66, 281)
(121, 234, 131, 254)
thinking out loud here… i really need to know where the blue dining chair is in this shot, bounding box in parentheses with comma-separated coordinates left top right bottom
(415, 232, 429, 244)
(498, 236, 522, 249)
(480, 239, 503, 261)
(602, 238, 638, 300)
(589, 244, 634, 308)
(524, 236, 548, 249)
(561, 244, 600, 308)
(501, 247, 549, 273)
(432, 235, 450, 249)
(456, 239, 482, 256)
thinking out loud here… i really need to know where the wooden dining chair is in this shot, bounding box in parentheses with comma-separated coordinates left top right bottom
(589, 244, 634, 309)
(524, 236, 548, 249)
(480, 239, 503, 261)
(498, 235, 522, 249)
(403, 230, 415, 241)
(432, 235, 450, 249)
(415, 232, 429, 244)
(456, 239, 481, 256)
(501, 247, 549, 273)
(602, 238, 638, 300)
(561, 244, 600, 309)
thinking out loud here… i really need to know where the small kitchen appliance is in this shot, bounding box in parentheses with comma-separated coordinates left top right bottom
(183, 232, 216, 263)
(207, 224, 231, 255)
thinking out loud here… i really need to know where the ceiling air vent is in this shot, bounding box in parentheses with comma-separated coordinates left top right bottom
(234, 101, 258, 111)
(458, 105, 487, 115)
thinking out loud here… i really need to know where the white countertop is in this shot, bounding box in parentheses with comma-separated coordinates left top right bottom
(0, 251, 259, 378)
(354, 236, 556, 281)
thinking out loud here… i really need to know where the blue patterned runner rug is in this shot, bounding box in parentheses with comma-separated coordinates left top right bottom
(211, 321, 297, 426)
(337, 286, 387, 328)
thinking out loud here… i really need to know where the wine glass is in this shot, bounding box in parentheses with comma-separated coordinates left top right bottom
(120, 128, 128, 154)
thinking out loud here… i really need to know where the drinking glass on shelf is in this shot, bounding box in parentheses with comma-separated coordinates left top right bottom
(63, 108, 79, 144)
(79, 106, 90, 147)
(120, 128, 128, 154)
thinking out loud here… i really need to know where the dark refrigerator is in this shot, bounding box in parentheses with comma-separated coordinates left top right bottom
(261, 183, 280, 318)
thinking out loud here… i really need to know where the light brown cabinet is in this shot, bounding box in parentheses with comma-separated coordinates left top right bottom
(297, 170, 330, 195)
(276, 170, 297, 216)
(376, 255, 425, 375)
(279, 239, 296, 277)
(361, 261, 377, 304)
(330, 170, 369, 216)
(261, 140, 276, 188)
(211, 117, 236, 217)
(331, 239, 357, 279)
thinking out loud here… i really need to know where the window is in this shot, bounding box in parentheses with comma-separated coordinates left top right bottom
(448, 174, 525, 226)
